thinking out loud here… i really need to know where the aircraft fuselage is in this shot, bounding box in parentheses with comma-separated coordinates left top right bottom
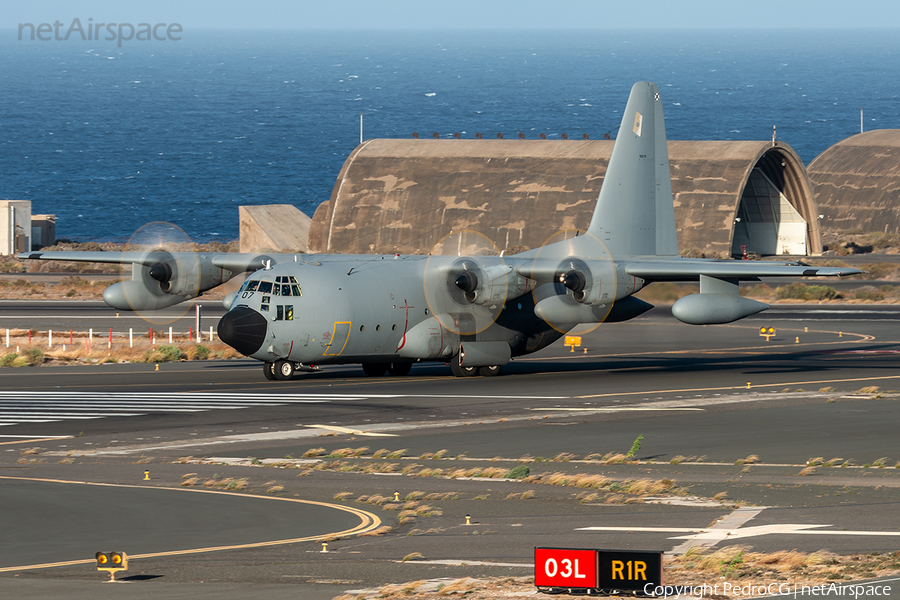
(219, 255, 564, 370)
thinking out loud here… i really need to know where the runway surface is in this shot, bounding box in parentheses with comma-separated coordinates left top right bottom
(2, 303, 900, 599)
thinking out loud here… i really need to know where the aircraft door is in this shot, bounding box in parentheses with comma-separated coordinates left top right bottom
(323, 321, 351, 356)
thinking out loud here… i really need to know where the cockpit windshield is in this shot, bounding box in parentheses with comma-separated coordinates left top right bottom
(241, 275, 300, 297)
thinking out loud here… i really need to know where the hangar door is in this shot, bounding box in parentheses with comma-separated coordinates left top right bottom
(732, 168, 807, 256)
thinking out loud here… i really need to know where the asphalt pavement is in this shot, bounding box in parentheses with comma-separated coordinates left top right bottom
(2, 303, 900, 599)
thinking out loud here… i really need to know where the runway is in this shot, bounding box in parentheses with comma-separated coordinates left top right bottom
(2, 303, 900, 599)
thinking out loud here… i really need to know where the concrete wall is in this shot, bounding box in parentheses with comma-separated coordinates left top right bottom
(239, 204, 311, 253)
(308, 139, 820, 257)
(807, 129, 900, 234)
(31, 214, 56, 250)
(0, 200, 31, 256)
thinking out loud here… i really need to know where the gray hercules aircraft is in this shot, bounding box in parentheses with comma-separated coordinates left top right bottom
(19, 82, 861, 380)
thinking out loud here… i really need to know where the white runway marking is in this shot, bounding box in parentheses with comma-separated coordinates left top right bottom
(530, 407, 703, 412)
(577, 525, 900, 540)
(306, 425, 397, 437)
(0, 391, 349, 428)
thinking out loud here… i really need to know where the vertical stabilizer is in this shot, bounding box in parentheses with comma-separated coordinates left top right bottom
(587, 82, 678, 257)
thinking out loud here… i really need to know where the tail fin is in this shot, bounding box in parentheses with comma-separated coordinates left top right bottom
(587, 82, 678, 257)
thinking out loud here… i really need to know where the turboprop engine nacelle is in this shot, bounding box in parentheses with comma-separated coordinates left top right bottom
(143, 251, 231, 298)
(453, 263, 529, 306)
(103, 253, 234, 311)
(671, 293, 769, 325)
(554, 258, 640, 307)
(103, 264, 191, 311)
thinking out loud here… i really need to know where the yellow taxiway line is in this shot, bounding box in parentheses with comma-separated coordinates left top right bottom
(0, 475, 381, 573)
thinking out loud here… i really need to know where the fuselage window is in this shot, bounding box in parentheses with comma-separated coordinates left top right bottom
(261, 295, 270, 311)
(258, 281, 273, 294)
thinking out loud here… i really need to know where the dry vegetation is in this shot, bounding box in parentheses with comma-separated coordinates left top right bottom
(332, 549, 900, 600)
(0, 333, 239, 367)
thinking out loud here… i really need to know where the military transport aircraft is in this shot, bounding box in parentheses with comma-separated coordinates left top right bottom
(19, 82, 861, 380)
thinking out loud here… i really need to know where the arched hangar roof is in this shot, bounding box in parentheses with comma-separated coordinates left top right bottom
(309, 139, 820, 257)
(807, 129, 900, 234)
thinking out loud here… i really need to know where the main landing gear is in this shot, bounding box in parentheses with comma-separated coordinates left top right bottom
(449, 354, 501, 377)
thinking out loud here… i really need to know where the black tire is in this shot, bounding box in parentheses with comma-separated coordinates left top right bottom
(362, 362, 388, 377)
(449, 354, 478, 377)
(387, 362, 412, 376)
(274, 359, 293, 380)
(479, 365, 502, 377)
(263, 362, 277, 380)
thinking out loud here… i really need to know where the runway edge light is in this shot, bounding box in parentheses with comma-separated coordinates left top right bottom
(95, 551, 128, 582)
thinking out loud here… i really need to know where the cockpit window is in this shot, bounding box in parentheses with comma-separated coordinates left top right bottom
(247, 278, 301, 297)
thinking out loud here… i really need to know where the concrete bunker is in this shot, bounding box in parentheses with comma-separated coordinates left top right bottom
(807, 129, 900, 234)
(308, 139, 821, 258)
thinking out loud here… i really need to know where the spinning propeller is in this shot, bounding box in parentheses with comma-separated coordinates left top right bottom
(423, 230, 527, 335)
(115, 221, 202, 325)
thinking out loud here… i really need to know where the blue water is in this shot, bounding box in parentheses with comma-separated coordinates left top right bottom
(0, 29, 898, 242)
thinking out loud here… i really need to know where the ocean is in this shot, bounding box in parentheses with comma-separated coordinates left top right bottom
(0, 28, 898, 243)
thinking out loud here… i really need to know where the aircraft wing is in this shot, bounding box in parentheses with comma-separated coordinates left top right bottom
(17, 250, 155, 265)
(622, 258, 863, 281)
(505, 254, 862, 285)
(18, 250, 286, 272)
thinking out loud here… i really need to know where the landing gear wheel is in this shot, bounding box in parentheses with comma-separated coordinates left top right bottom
(263, 362, 277, 380)
(479, 365, 502, 377)
(362, 362, 388, 377)
(274, 359, 294, 380)
(449, 354, 478, 377)
(387, 362, 412, 376)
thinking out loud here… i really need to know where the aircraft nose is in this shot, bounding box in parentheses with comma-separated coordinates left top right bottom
(217, 306, 267, 356)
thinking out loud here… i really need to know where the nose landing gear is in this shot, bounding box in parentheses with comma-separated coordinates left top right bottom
(263, 361, 320, 380)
